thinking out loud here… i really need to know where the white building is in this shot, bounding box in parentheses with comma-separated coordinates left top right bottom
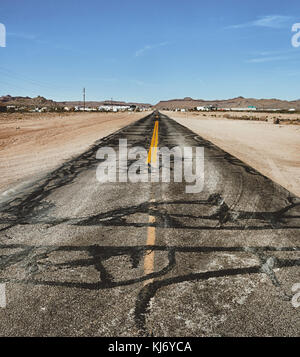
(98, 104, 131, 112)
(230, 107, 257, 111)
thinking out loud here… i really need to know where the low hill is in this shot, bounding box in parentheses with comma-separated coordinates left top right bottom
(0, 95, 152, 109)
(155, 96, 300, 110)
(0, 95, 61, 108)
(62, 100, 152, 108)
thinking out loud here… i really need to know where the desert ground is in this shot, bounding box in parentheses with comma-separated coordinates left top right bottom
(163, 110, 300, 197)
(173, 110, 300, 122)
(0, 112, 146, 193)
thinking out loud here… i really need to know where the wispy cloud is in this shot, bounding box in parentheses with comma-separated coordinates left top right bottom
(246, 55, 290, 63)
(228, 15, 292, 30)
(246, 49, 297, 64)
(135, 41, 170, 57)
(7, 32, 37, 40)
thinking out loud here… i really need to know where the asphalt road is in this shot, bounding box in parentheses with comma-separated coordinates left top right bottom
(0, 111, 299, 336)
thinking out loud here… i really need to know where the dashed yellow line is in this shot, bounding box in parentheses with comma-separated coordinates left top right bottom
(144, 207, 156, 285)
(147, 121, 159, 165)
(144, 121, 159, 285)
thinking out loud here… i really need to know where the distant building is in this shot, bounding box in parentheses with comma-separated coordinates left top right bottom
(208, 104, 218, 111)
(230, 107, 257, 111)
(98, 104, 131, 112)
(196, 105, 218, 111)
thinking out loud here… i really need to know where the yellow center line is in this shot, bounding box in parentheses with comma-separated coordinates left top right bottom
(147, 121, 159, 165)
(144, 211, 156, 285)
(152, 121, 159, 164)
(144, 120, 159, 286)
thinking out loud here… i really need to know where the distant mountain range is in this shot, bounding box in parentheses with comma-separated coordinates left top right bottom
(0, 95, 152, 108)
(63, 100, 152, 108)
(1, 94, 300, 111)
(0, 95, 60, 108)
(155, 96, 300, 110)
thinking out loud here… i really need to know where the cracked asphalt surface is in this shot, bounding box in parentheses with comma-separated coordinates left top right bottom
(0, 111, 299, 336)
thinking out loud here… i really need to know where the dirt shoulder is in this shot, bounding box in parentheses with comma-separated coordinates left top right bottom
(0, 111, 146, 193)
(164, 111, 300, 197)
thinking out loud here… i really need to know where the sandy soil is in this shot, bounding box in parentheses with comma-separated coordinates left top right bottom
(166, 110, 300, 121)
(0, 112, 146, 192)
(164, 111, 300, 197)
(219, 111, 300, 121)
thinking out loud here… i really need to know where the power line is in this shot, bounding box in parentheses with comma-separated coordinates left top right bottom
(83, 87, 86, 111)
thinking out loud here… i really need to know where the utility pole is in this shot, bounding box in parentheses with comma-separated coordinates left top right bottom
(83, 87, 86, 111)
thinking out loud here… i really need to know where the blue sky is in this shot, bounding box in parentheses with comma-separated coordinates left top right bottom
(0, 0, 299, 104)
